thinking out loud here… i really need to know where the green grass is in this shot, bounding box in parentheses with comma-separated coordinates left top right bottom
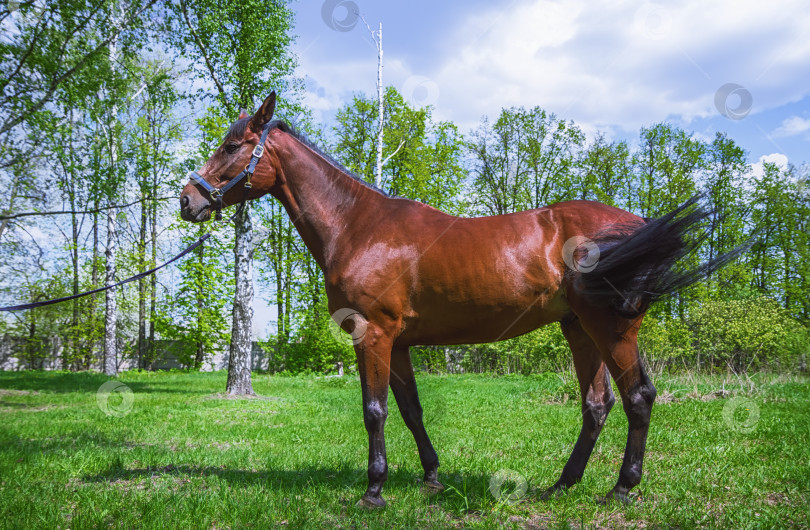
(0, 370, 808, 529)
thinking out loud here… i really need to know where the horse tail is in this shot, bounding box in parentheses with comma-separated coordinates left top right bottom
(571, 195, 749, 318)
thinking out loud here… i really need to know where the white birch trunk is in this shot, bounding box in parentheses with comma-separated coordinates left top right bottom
(375, 23, 384, 188)
(103, 206, 118, 376)
(226, 204, 255, 395)
(103, 2, 122, 377)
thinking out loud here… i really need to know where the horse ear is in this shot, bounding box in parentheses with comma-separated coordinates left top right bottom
(249, 91, 276, 131)
(238, 108, 250, 120)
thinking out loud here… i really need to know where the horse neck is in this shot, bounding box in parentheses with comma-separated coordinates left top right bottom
(269, 131, 384, 270)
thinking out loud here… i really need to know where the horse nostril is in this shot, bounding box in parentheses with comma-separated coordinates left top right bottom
(181, 194, 189, 208)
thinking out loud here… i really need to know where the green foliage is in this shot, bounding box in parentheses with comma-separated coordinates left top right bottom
(638, 316, 696, 371)
(456, 326, 571, 375)
(1, 2, 808, 380)
(578, 133, 631, 206)
(154, 223, 233, 370)
(468, 106, 584, 215)
(262, 298, 354, 374)
(168, 0, 297, 116)
(689, 297, 809, 372)
(333, 86, 468, 214)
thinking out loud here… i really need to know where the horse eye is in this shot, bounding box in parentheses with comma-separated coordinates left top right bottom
(225, 143, 240, 154)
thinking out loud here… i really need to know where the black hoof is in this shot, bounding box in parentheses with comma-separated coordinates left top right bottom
(422, 479, 445, 494)
(539, 481, 569, 500)
(600, 487, 638, 505)
(355, 495, 386, 509)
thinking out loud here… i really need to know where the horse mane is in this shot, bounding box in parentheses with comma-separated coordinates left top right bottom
(265, 119, 389, 197)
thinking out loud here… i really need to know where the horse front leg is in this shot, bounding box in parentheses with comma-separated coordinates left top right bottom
(354, 323, 394, 509)
(389, 346, 443, 493)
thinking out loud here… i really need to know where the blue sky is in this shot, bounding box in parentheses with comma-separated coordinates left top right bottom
(290, 0, 810, 176)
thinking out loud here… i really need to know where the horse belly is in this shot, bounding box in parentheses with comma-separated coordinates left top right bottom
(401, 259, 568, 345)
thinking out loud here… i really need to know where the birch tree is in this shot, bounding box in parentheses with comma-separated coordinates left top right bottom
(170, 0, 296, 394)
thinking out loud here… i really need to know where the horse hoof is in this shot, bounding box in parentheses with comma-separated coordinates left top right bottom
(538, 481, 568, 500)
(539, 486, 561, 501)
(422, 479, 445, 494)
(600, 487, 637, 505)
(355, 495, 386, 509)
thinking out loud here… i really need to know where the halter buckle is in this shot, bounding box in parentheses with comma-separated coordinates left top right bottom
(210, 188, 223, 199)
(252, 144, 264, 158)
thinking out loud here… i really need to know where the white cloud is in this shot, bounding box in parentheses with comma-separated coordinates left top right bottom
(773, 116, 810, 137)
(293, 0, 810, 167)
(426, 0, 810, 133)
(751, 152, 789, 178)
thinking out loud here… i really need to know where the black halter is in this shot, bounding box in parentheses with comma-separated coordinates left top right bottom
(187, 123, 272, 221)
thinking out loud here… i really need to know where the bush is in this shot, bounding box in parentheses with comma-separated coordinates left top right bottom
(261, 308, 354, 375)
(638, 316, 696, 372)
(688, 297, 809, 372)
(458, 325, 571, 375)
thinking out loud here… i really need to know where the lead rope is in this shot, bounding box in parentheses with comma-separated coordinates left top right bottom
(2, 125, 268, 312)
(0, 184, 252, 312)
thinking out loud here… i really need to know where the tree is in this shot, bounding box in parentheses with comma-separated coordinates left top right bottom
(629, 124, 704, 318)
(748, 162, 810, 322)
(577, 133, 631, 207)
(0, 0, 158, 167)
(129, 60, 182, 369)
(334, 87, 466, 213)
(170, 0, 298, 393)
(468, 106, 583, 215)
(630, 123, 702, 219)
(700, 132, 750, 298)
(155, 222, 233, 370)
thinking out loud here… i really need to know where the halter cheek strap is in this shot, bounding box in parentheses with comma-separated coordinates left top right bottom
(188, 122, 272, 221)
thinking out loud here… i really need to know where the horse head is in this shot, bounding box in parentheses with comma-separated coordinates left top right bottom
(179, 92, 279, 222)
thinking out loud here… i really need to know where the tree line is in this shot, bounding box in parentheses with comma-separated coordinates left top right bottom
(1, 1, 807, 377)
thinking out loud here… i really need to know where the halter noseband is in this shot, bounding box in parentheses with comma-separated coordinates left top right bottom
(187, 123, 272, 221)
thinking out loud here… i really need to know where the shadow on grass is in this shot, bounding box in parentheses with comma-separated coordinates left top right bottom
(5, 431, 493, 502)
(81, 462, 497, 506)
(0, 371, 214, 395)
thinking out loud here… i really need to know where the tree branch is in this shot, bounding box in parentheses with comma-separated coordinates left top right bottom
(179, 0, 231, 110)
(0, 196, 174, 221)
(0, 0, 159, 136)
(380, 138, 405, 169)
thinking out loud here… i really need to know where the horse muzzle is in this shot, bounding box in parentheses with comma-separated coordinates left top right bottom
(179, 191, 212, 223)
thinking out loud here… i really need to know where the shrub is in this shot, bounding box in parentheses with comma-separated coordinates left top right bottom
(261, 308, 354, 374)
(458, 325, 570, 375)
(688, 297, 809, 372)
(638, 316, 696, 372)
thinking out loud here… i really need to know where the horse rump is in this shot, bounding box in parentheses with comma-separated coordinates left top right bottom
(570, 194, 750, 318)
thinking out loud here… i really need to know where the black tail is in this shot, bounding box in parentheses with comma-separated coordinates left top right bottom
(574, 195, 750, 318)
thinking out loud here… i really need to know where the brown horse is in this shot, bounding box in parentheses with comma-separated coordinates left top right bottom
(180, 92, 738, 508)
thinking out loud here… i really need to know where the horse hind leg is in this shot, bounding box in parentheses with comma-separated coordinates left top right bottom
(574, 309, 657, 503)
(542, 316, 615, 499)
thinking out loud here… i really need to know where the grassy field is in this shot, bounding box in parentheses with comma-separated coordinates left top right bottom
(0, 370, 808, 529)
